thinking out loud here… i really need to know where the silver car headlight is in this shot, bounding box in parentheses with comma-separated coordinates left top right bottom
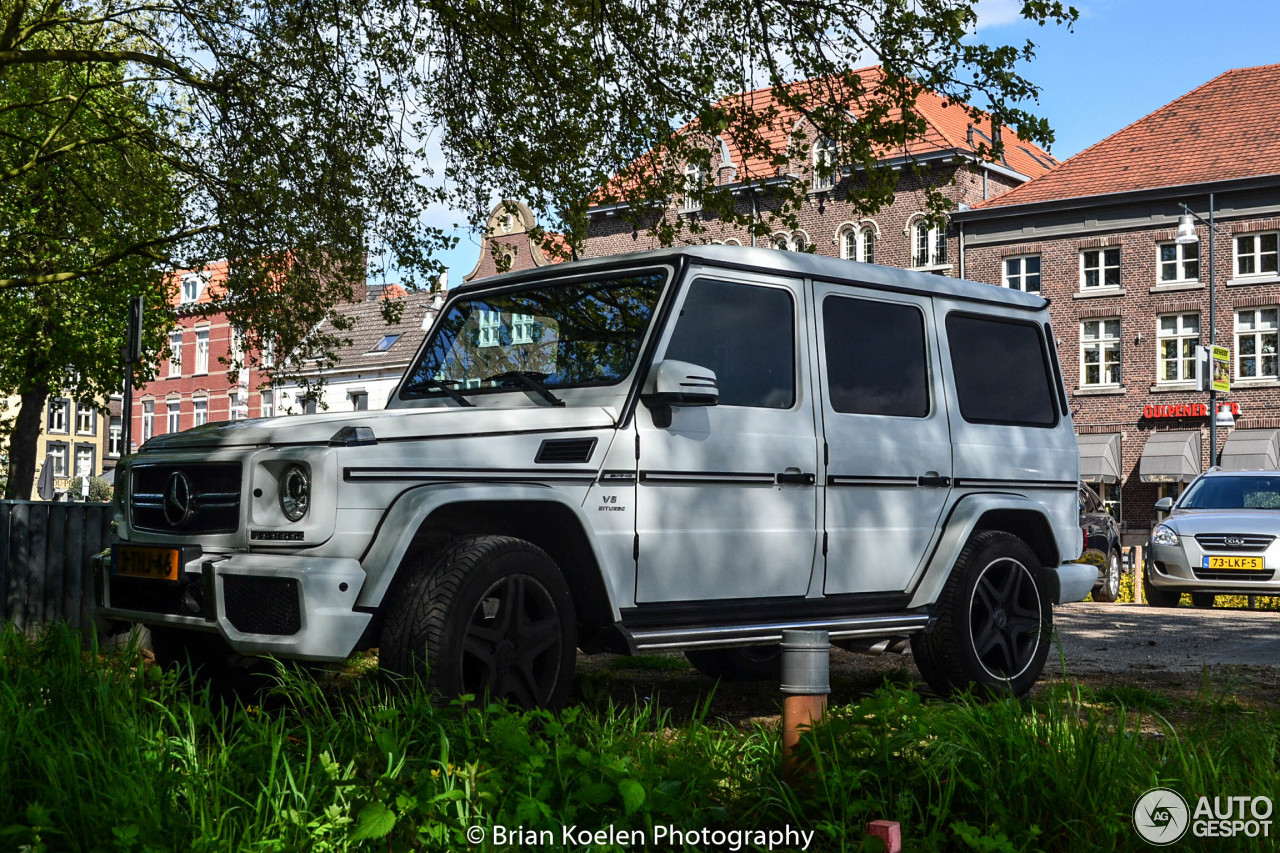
(1152, 524, 1180, 546)
(279, 464, 311, 521)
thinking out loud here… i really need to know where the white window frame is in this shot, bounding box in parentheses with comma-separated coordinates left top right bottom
(168, 330, 183, 377)
(74, 446, 94, 480)
(1158, 240, 1199, 283)
(141, 401, 154, 442)
(911, 219, 946, 268)
(681, 161, 704, 212)
(1235, 307, 1279, 380)
(261, 338, 276, 369)
(512, 312, 535, 345)
(1003, 254, 1042, 294)
(1157, 312, 1200, 384)
(180, 272, 207, 304)
(1235, 232, 1280, 278)
(193, 397, 208, 426)
(1080, 247, 1121, 289)
(812, 136, 837, 191)
(75, 404, 95, 435)
(108, 416, 123, 457)
(47, 398, 69, 433)
(166, 400, 181, 433)
(47, 442, 67, 477)
(478, 309, 500, 348)
(261, 389, 275, 418)
(194, 328, 210, 374)
(1080, 318, 1122, 387)
(841, 225, 875, 263)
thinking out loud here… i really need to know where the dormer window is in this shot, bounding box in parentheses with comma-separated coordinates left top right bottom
(181, 272, 208, 304)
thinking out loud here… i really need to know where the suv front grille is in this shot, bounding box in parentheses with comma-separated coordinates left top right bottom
(222, 575, 301, 635)
(131, 463, 242, 534)
(1194, 533, 1276, 552)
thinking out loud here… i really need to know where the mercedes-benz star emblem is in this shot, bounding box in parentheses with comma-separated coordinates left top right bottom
(163, 471, 195, 528)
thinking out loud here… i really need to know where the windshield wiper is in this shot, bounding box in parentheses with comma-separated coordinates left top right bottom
(483, 371, 565, 407)
(402, 378, 474, 407)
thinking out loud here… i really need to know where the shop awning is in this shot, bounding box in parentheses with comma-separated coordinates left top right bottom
(1219, 428, 1280, 471)
(1137, 430, 1201, 483)
(1078, 433, 1122, 484)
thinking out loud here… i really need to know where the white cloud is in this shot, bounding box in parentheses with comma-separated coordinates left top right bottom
(972, 0, 1028, 31)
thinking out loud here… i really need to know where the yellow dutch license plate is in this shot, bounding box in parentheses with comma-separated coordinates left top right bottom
(115, 545, 181, 581)
(1202, 555, 1264, 571)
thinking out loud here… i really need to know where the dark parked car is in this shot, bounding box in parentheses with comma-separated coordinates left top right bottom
(1079, 482, 1122, 602)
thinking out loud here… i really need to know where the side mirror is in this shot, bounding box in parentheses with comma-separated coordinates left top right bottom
(641, 360, 718, 427)
(1154, 496, 1174, 512)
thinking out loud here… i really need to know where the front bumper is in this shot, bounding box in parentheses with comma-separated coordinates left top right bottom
(96, 548, 370, 660)
(1148, 540, 1280, 594)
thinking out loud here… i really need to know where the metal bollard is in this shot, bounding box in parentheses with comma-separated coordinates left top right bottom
(780, 629, 830, 780)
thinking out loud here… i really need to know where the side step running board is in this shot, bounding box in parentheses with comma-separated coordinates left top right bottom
(620, 613, 933, 653)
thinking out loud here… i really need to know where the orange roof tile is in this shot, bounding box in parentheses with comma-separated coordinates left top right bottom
(978, 64, 1280, 209)
(593, 66, 1055, 202)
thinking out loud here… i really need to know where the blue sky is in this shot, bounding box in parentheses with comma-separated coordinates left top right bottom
(421, 0, 1279, 285)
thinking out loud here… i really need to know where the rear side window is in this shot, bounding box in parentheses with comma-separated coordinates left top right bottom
(823, 296, 929, 417)
(946, 314, 1057, 426)
(664, 278, 795, 408)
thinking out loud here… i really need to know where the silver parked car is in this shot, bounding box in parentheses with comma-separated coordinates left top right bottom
(1146, 469, 1280, 608)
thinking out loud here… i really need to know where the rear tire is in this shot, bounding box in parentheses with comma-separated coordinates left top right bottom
(911, 531, 1051, 698)
(380, 535, 577, 710)
(1191, 592, 1216, 609)
(684, 645, 783, 681)
(1093, 550, 1121, 603)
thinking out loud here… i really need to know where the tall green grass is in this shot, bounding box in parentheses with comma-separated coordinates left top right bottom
(2, 626, 1277, 852)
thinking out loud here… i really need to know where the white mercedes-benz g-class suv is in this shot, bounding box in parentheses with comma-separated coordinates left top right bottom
(98, 245, 1091, 706)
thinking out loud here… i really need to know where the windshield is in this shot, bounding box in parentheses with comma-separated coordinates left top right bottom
(1178, 476, 1280, 509)
(399, 270, 667, 403)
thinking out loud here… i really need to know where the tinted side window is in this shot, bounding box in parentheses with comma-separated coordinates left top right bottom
(946, 314, 1057, 426)
(664, 279, 795, 408)
(823, 296, 929, 417)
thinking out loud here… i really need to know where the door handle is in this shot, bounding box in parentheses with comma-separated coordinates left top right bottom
(776, 472, 816, 485)
(917, 475, 952, 487)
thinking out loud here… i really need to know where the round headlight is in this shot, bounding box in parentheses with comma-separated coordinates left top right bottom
(1152, 524, 1179, 547)
(279, 464, 310, 521)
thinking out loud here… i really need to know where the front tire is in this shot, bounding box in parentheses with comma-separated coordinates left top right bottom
(1093, 549, 1121, 603)
(684, 645, 783, 681)
(911, 531, 1051, 698)
(1144, 562, 1181, 607)
(380, 535, 577, 710)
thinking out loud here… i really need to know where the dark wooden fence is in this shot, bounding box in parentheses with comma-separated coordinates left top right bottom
(0, 500, 115, 633)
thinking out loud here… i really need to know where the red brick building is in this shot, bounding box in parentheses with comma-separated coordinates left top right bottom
(583, 66, 1057, 267)
(953, 64, 1280, 541)
(463, 201, 570, 283)
(130, 262, 275, 451)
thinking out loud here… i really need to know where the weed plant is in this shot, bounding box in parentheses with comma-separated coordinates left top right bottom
(2, 625, 1278, 852)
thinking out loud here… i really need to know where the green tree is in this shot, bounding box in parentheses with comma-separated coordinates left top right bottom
(0, 0, 1075, 495)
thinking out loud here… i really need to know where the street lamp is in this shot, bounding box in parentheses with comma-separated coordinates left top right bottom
(1175, 193, 1224, 466)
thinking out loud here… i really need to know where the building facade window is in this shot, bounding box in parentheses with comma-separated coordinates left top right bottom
(168, 330, 183, 376)
(1003, 255, 1042, 293)
(75, 403, 96, 435)
(812, 136, 837, 191)
(47, 398, 69, 433)
(74, 445, 94, 480)
(774, 232, 807, 252)
(141, 401, 154, 442)
(1158, 313, 1200, 383)
(1080, 318, 1121, 386)
(167, 400, 181, 433)
(108, 416, 123, 456)
(478, 309, 500, 348)
(47, 442, 68, 477)
(841, 225, 875, 263)
(681, 161, 703, 212)
(180, 272, 206, 303)
(1081, 247, 1121, 288)
(1158, 241, 1199, 282)
(1236, 308, 1278, 380)
(228, 392, 239, 421)
(193, 398, 208, 426)
(1236, 232, 1279, 277)
(194, 328, 210, 374)
(350, 391, 369, 411)
(912, 220, 946, 268)
(261, 338, 276, 368)
(511, 313, 535, 344)
(261, 390, 275, 418)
